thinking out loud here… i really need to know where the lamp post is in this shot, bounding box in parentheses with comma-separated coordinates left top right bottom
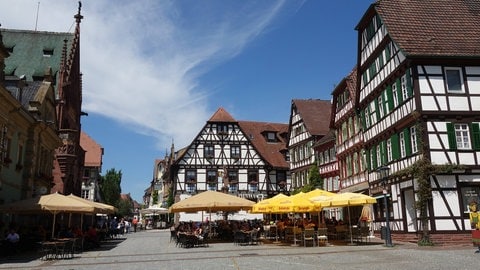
(377, 166, 392, 247)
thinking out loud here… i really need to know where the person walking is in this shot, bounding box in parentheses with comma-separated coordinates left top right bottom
(469, 201, 480, 253)
(132, 217, 138, 233)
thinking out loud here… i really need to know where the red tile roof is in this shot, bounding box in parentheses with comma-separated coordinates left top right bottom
(208, 107, 236, 122)
(291, 99, 331, 136)
(370, 0, 480, 57)
(238, 121, 289, 169)
(80, 131, 103, 167)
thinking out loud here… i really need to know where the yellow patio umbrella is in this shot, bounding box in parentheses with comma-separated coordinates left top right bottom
(271, 193, 319, 213)
(310, 192, 377, 208)
(302, 188, 336, 200)
(251, 193, 288, 213)
(309, 192, 377, 245)
(301, 189, 336, 225)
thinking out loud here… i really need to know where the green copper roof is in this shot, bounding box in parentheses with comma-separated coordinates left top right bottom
(1, 29, 73, 84)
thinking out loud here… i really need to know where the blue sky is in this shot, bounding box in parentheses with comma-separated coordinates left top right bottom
(0, 0, 373, 202)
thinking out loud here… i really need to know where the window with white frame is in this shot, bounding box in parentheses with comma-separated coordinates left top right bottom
(81, 189, 90, 200)
(204, 145, 214, 158)
(410, 126, 418, 153)
(365, 106, 371, 127)
(445, 67, 464, 92)
(207, 171, 217, 191)
(386, 138, 392, 162)
(401, 74, 408, 101)
(378, 95, 384, 118)
(376, 144, 382, 167)
(392, 82, 399, 107)
(384, 90, 390, 115)
(231, 145, 241, 159)
(330, 147, 336, 162)
(455, 124, 471, 149)
(400, 132, 406, 158)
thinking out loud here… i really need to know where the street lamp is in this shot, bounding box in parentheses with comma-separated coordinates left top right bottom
(377, 166, 393, 247)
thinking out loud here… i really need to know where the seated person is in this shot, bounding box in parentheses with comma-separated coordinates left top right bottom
(84, 226, 100, 249)
(4, 228, 20, 255)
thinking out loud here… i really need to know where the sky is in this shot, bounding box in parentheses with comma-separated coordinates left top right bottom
(0, 0, 373, 202)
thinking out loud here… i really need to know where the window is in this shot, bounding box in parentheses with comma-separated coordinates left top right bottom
(445, 67, 463, 92)
(401, 75, 408, 101)
(204, 145, 214, 158)
(266, 132, 277, 142)
(364, 107, 371, 128)
(376, 144, 382, 167)
(207, 170, 217, 183)
(248, 170, 259, 191)
(386, 138, 393, 162)
(43, 48, 54, 57)
(378, 95, 384, 118)
(400, 132, 406, 158)
(217, 124, 228, 134)
(185, 170, 197, 183)
(455, 124, 471, 149)
(410, 126, 418, 153)
(248, 170, 258, 184)
(330, 147, 336, 162)
(84, 168, 90, 178)
(228, 170, 238, 183)
(229, 183, 238, 193)
(186, 184, 196, 193)
(231, 146, 241, 159)
(392, 81, 399, 107)
(81, 189, 90, 200)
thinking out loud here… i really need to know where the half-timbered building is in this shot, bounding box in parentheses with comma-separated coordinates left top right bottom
(331, 67, 369, 194)
(355, 0, 480, 244)
(287, 99, 331, 190)
(171, 107, 290, 221)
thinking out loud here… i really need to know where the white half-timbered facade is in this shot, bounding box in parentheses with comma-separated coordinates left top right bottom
(171, 108, 290, 220)
(331, 68, 369, 193)
(353, 0, 480, 243)
(313, 130, 339, 192)
(287, 99, 331, 189)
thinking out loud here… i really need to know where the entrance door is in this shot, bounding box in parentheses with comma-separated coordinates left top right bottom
(403, 188, 418, 232)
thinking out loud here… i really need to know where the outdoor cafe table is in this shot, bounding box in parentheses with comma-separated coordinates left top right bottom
(40, 238, 75, 260)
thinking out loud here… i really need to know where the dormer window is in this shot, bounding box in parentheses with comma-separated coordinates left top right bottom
(266, 132, 277, 142)
(43, 48, 54, 57)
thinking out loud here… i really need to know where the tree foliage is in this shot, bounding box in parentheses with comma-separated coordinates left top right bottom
(100, 168, 122, 208)
(117, 197, 133, 217)
(292, 164, 324, 194)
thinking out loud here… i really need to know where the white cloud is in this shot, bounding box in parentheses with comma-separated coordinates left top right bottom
(1, 0, 302, 149)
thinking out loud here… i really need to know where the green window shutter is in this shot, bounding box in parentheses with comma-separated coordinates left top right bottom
(360, 109, 366, 130)
(381, 141, 387, 165)
(446, 123, 457, 150)
(404, 128, 412, 155)
(382, 91, 388, 114)
(371, 145, 377, 169)
(406, 69, 413, 97)
(365, 149, 371, 171)
(386, 85, 394, 111)
(396, 78, 403, 103)
(470, 123, 480, 150)
(375, 98, 380, 120)
(391, 133, 400, 160)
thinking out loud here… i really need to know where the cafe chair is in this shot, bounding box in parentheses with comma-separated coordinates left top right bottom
(303, 228, 316, 247)
(317, 227, 328, 246)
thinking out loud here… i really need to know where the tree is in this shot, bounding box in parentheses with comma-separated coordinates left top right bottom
(118, 197, 133, 217)
(100, 168, 122, 208)
(292, 164, 324, 194)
